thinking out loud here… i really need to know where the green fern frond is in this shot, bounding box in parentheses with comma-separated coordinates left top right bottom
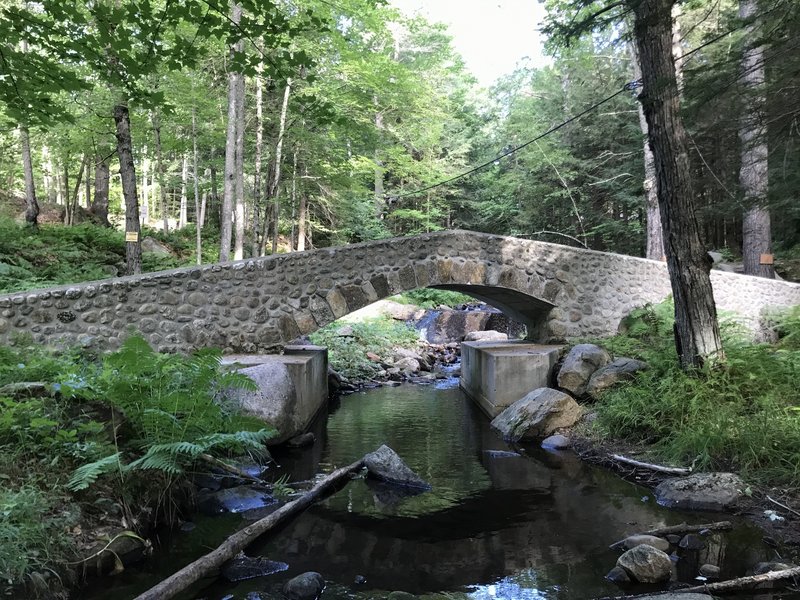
(67, 453, 123, 491)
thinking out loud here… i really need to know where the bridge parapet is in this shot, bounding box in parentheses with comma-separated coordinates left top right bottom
(0, 230, 797, 353)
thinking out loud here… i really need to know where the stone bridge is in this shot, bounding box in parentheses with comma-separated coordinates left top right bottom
(1, 230, 798, 353)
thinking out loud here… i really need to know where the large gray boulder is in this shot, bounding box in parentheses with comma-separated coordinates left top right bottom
(283, 571, 325, 600)
(655, 472, 744, 511)
(490, 388, 582, 442)
(464, 330, 508, 342)
(364, 445, 431, 489)
(228, 362, 297, 444)
(620, 534, 670, 552)
(557, 344, 611, 396)
(416, 309, 491, 344)
(616, 544, 672, 583)
(586, 357, 648, 398)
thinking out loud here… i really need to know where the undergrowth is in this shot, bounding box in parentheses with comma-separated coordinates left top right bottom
(592, 301, 800, 487)
(393, 288, 474, 308)
(0, 336, 273, 596)
(310, 316, 419, 380)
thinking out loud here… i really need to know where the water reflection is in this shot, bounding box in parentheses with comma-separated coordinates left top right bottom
(80, 380, 793, 600)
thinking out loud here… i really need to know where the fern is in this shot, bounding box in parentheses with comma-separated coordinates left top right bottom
(67, 453, 123, 491)
(68, 336, 275, 490)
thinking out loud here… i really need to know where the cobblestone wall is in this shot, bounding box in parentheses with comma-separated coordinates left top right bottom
(0, 230, 797, 353)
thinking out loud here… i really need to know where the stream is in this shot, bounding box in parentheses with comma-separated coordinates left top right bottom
(81, 376, 797, 600)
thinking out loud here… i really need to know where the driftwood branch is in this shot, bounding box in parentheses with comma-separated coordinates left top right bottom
(610, 454, 692, 474)
(767, 495, 800, 518)
(132, 457, 366, 600)
(199, 453, 264, 485)
(594, 566, 800, 598)
(609, 521, 732, 549)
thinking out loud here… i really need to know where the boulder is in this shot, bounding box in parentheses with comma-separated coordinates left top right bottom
(605, 566, 631, 584)
(679, 533, 706, 550)
(416, 309, 491, 344)
(221, 553, 288, 582)
(393, 357, 421, 373)
(654, 472, 744, 511)
(197, 486, 276, 515)
(286, 432, 316, 448)
(229, 362, 296, 443)
(699, 564, 720, 579)
(283, 571, 325, 600)
(0, 381, 53, 398)
(541, 434, 571, 450)
(364, 444, 431, 489)
(620, 534, 670, 553)
(616, 544, 673, 583)
(141, 236, 175, 255)
(463, 330, 508, 342)
(490, 388, 583, 442)
(586, 357, 648, 398)
(557, 344, 611, 396)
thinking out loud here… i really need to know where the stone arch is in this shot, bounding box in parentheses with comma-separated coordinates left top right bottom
(0, 230, 797, 354)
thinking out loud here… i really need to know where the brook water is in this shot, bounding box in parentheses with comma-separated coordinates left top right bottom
(83, 377, 796, 599)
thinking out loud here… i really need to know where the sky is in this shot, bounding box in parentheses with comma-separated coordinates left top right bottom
(390, 0, 550, 86)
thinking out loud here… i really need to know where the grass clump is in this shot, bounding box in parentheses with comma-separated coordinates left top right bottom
(310, 316, 419, 380)
(592, 300, 800, 487)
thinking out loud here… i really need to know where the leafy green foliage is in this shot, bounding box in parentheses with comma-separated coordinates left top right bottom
(0, 487, 76, 589)
(310, 316, 419, 380)
(64, 336, 271, 490)
(394, 289, 474, 309)
(591, 301, 800, 486)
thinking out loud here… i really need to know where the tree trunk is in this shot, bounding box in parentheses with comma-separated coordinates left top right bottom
(42, 145, 54, 203)
(63, 163, 71, 226)
(233, 63, 246, 260)
(272, 79, 291, 255)
(297, 192, 307, 251)
(220, 2, 242, 262)
(91, 155, 111, 227)
(192, 107, 202, 265)
(179, 154, 188, 229)
(69, 155, 87, 225)
(19, 126, 40, 227)
(260, 79, 291, 255)
(113, 104, 142, 276)
(289, 149, 297, 250)
(141, 156, 149, 225)
(251, 61, 264, 257)
(374, 107, 384, 218)
(739, 0, 773, 278)
(632, 0, 723, 369)
(630, 41, 664, 260)
(209, 160, 220, 229)
(151, 111, 169, 233)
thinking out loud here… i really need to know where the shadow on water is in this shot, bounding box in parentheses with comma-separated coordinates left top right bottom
(80, 380, 798, 600)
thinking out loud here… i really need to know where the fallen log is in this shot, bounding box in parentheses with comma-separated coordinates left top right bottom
(593, 565, 800, 599)
(132, 457, 366, 600)
(608, 521, 732, 550)
(610, 454, 692, 475)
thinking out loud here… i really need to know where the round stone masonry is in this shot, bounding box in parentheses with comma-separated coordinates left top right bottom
(0, 230, 797, 353)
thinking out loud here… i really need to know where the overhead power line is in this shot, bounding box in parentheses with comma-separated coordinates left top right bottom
(385, 82, 640, 201)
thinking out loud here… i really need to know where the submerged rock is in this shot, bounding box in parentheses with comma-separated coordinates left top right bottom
(364, 445, 431, 489)
(387, 592, 417, 600)
(556, 344, 611, 396)
(541, 434, 571, 450)
(636, 595, 714, 600)
(221, 553, 288, 582)
(616, 544, 673, 583)
(286, 432, 316, 448)
(586, 357, 648, 398)
(654, 472, 744, 511)
(283, 571, 325, 600)
(490, 388, 582, 442)
(699, 563, 720, 579)
(620, 534, 670, 552)
(196, 486, 276, 515)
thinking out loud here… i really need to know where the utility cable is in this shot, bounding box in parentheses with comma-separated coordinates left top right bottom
(385, 81, 640, 201)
